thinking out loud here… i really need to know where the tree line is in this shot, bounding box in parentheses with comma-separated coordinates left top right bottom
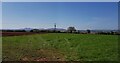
(1, 27, 120, 35)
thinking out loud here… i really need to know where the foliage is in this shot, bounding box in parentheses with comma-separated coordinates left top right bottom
(67, 27, 76, 33)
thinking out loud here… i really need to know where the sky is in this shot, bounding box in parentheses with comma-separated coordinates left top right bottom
(2, 0, 120, 2)
(2, 2, 118, 30)
(0, 2, 1, 29)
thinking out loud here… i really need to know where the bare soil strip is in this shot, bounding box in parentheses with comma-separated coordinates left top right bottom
(2, 32, 46, 37)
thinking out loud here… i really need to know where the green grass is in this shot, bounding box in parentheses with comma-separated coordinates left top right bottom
(2, 33, 118, 61)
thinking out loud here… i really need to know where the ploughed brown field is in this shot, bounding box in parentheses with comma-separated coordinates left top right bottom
(2, 32, 46, 36)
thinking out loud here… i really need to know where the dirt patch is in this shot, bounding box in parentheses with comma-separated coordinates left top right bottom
(21, 54, 48, 61)
(21, 49, 66, 61)
(22, 57, 29, 61)
(2, 32, 46, 37)
(34, 57, 48, 61)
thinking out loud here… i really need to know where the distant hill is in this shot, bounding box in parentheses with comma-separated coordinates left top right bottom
(23, 28, 33, 30)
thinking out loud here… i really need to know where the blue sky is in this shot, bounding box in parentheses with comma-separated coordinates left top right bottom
(0, 2, 1, 29)
(2, 2, 118, 30)
(2, 0, 120, 2)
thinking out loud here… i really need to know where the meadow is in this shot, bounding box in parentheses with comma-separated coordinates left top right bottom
(2, 33, 118, 61)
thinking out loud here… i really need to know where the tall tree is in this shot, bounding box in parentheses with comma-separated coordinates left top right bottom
(67, 27, 76, 33)
(87, 29, 91, 33)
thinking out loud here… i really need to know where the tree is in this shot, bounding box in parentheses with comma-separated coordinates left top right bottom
(31, 29, 39, 33)
(67, 27, 76, 33)
(87, 29, 91, 33)
(111, 31, 115, 35)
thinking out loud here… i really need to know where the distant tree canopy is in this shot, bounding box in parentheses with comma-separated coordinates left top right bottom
(2, 30, 26, 32)
(67, 27, 76, 33)
(30, 29, 39, 33)
(86, 29, 91, 33)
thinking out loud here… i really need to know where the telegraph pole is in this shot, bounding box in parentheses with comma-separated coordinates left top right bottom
(54, 23, 56, 32)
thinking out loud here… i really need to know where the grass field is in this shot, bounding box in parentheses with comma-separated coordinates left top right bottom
(2, 33, 118, 61)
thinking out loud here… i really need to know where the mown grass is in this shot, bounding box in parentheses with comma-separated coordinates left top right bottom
(2, 33, 118, 61)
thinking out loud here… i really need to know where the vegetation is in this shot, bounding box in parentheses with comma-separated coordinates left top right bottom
(2, 29, 120, 35)
(87, 29, 91, 33)
(67, 27, 76, 33)
(2, 33, 118, 61)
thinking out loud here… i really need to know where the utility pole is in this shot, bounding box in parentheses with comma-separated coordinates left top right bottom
(54, 23, 56, 32)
